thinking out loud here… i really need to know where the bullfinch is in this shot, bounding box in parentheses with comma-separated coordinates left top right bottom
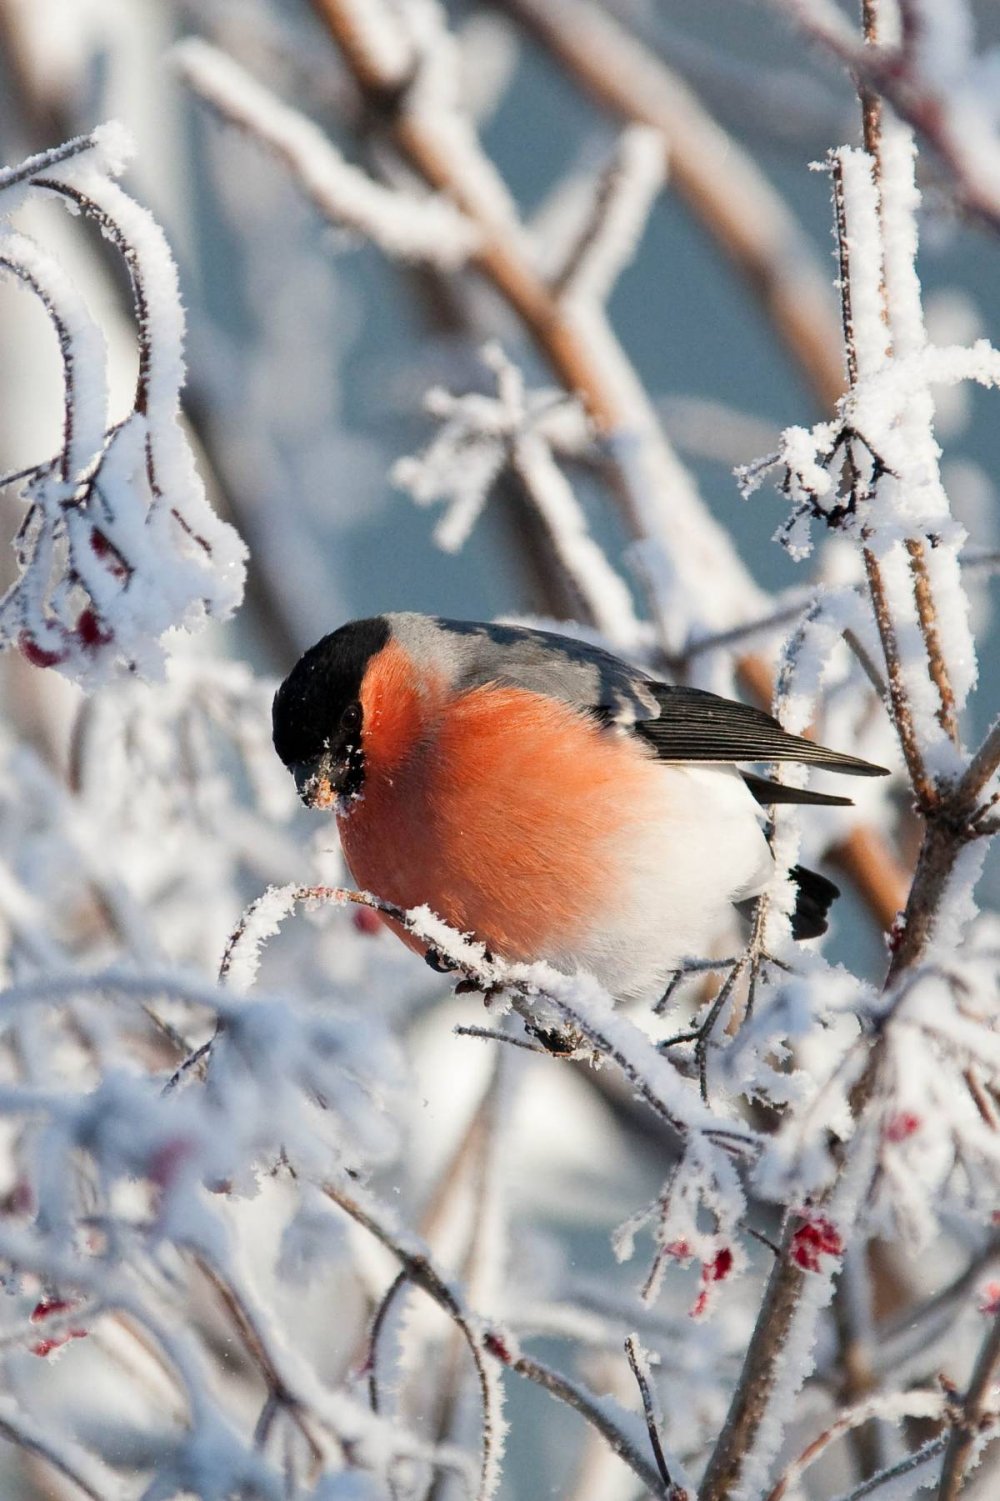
(271, 614, 887, 1003)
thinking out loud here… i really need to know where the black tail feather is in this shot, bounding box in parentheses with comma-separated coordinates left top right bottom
(790, 864, 840, 939)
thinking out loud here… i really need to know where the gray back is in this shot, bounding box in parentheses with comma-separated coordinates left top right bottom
(388, 614, 658, 724)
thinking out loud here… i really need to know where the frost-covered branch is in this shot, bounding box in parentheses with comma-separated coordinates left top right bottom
(323, 1177, 673, 1498)
(0, 128, 246, 684)
(773, 0, 1000, 234)
(765, 1386, 952, 1500)
(393, 343, 640, 644)
(499, 0, 845, 411)
(937, 1308, 1000, 1499)
(551, 125, 665, 306)
(174, 38, 481, 268)
(702, 5, 1000, 1491)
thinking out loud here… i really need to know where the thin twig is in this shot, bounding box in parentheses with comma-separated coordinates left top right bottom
(863, 544, 936, 811)
(906, 538, 960, 746)
(765, 1386, 947, 1500)
(323, 1178, 670, 1497)
(836, 1433, 950, 1499)
(0, 129, 107, 194)
(0, 1407, 117, 1501)
(624, 1334, 676, 1491)
(454, 1024, 552, 1055)
(499, 0, 844, 411)
(937, 1310, 1000, 1499)
(772, 0, 1000, 234)
(367, 1269, 409, 1414)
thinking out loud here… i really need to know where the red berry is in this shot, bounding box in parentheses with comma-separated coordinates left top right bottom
(29, 1298, 88, 1356)
(18, 632, 66, 669)
(790, 1215, 843, 1272)
(885, 1111, 921, 1143)
(75, 608, 111, 648)
(484, 1330, 513, 1364)
(704, 1246, 733, 1283)
(353, 907, 382, 936)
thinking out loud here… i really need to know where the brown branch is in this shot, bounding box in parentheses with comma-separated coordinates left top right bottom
(0, 1408, 112, 1501)
(698, 1214, 809, 1501)
(702, 2, 996, 1487)
(324, 1178, 670, 1497)
(863, 545, 937, 811)
(498, 0, 844, 413)
(765, 1386, 947, 1501)
(906, 539, 960, 746)
(775, 0, 1000, 235)
(937, 1310, 1000, 1499)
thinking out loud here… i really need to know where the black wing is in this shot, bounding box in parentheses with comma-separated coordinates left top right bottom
(633, 685, 888, 778)
(741, 773, 854, 808)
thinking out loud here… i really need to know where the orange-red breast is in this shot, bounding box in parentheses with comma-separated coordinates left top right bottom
(271, 614, 887, 1002)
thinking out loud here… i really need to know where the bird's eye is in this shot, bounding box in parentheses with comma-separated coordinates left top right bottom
(341, 702, 361, 736)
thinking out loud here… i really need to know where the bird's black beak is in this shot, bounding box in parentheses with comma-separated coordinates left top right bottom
(291, 752, 341, 810)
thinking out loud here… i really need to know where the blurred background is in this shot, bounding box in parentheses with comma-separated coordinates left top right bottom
(1, 1, 996, 651)
(2, 3, 1000, 1495)
(4, 0, 999, 959)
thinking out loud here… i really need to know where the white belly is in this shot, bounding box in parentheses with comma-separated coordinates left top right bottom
(539, 764, 773, 1003)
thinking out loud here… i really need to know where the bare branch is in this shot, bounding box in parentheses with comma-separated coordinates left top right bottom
(498, 0, 845, 411)
(765, 1386, 949, 1500)
(323, 1178, 670, 1498)
(0, 1397, 125, 1501)
(174, 38, 480, 268)
(937, 1310, 1000, 1499)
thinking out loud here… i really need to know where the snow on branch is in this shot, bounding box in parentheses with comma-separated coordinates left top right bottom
(393, 342, 641, 645)
(0, 127, 246, 685)
(551, 125, 666, 306)
(772, 0, 1000, 233)
(173, 37, 481, 269)
(744, 135, 1000, 788)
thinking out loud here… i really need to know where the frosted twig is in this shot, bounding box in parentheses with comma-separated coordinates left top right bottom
(765, 1387, 949, 1500)
(455, 1024, 552, 1056)
(0, 132, 246, 683)
(0, 235, 104, 483)
(394, 345, 640, 642)
(771, 0, 1000, 234)
(193, 1253, 324, 1468)
(498, 0, 845, 411)
(324, 1177, 670, 1497)
(513, 1347, 674, 1497)
(553, 125, 665, 306)
(324, 1179, 506, 1501)
(863, 544, 935, 810)
(366, 1268, 409, 1414)
(0, 1397, 125, 1501)
(623, 1333, 685, 1494)
(174, 38, 480, 268)
(906, 538, 960, 746)
(833, 1434, 949, 1499)
(937, 1309, 1000, 1499)
(0, 127, 124, 197)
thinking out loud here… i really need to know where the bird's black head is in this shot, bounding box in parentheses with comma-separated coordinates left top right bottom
(272, 616, 390, 809)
